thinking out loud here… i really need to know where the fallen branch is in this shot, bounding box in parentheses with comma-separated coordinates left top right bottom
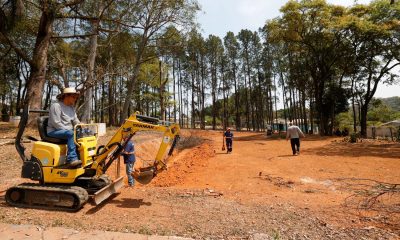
(0, 140, 14, 146)
(336, 178, 400, 213)
(0, 139, 31, 146)
(260, 173, 295, 188)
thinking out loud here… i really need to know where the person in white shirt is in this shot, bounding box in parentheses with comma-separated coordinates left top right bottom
(286, 122, 305, 156)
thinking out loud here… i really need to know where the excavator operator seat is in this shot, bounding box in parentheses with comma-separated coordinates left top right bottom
(37, 116, 67, 144)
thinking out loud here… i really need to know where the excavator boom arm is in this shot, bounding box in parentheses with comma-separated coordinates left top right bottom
(92, 112, 180, 176)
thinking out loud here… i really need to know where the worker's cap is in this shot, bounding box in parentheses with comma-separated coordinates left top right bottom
(227, 128, 231, 131)
(57, 87, 80, 100)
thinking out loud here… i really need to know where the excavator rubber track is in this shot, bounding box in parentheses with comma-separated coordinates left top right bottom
(5, 183, 89, 212)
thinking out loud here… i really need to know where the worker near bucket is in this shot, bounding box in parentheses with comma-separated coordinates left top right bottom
(122, 136, 136, 187)
(223, 128, 233, 154)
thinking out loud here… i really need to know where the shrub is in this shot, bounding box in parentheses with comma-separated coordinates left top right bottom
(349, 132, 358, 143)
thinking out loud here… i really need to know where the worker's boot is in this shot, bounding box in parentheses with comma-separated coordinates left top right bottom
(69, 159, 82, 167)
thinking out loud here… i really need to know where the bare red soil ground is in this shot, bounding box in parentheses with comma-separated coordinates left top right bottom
(0, 122, 399, 239)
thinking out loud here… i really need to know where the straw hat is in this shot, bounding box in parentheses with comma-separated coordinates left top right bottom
(57, 87, 80, 100)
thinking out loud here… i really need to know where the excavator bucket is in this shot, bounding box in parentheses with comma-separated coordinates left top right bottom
(92, 176, 124, 205)
(133, 167, 155, 185)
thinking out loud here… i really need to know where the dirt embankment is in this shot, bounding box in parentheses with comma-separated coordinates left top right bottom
(0, 123, 399, 239)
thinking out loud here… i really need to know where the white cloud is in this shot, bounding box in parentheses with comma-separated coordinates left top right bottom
(236, 0, 269, 17)
(375, 83, 400, 98)
(234, 0, 281, 31)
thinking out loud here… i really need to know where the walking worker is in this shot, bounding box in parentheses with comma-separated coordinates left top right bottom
(122, 136, 136, 187)
(223, 128, 233, 154)
(47, 87, 81, 167)
(286, 122, 305, 156)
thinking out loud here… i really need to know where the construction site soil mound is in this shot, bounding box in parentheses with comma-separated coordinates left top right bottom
(0, 123, 399, 239)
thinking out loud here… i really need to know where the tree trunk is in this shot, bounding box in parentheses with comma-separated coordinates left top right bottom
(26, 8, 55, 124)
(350, 75, 357, 132)
(360, 104, 369, 138)
(310, 98, 314, 134)
(233, 67, 240, 130)
(273, 74, 278, 132)
(282, 84, 287, 132)
(159, 61, 165, 121)
(101, 80, 105, 123)
(16, 57, 23, 115)
(244, 73, 250, 131)
(221, 60, 227, 129)
(108, 77, 115, 125)
(43, 83, 52, 110)
(81, 17, 100, 123)
(288, 88, 293, 121)
(121, 32, 148, 124)
(301, 89, 308, 133)
(186, 90, 189, 129)
(191, 70, 195, 129)
(211, 65, 217, 130)
(177, 60, 183, 127)
(172, 59, 176, 122)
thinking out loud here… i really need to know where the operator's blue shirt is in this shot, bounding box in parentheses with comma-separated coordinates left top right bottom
(123, 141, 136, 164)
(224, 131, 233, 140)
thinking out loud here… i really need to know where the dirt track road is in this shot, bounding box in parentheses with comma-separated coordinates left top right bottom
(0, 128, 399, 239)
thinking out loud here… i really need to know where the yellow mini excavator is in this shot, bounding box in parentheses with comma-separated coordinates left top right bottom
(6, 107, 180, 211)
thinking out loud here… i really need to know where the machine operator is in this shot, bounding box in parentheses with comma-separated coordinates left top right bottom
(47, 87, 82, 167)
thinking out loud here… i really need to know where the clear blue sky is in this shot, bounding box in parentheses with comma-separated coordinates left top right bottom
(196, 0, 400, 99)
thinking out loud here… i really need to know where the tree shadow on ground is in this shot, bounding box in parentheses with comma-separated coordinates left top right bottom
(0, 123, 17, 136)
(303, 141, 400, 159)
(234, 133, 268, 141)
(301, 136, 334, 142)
